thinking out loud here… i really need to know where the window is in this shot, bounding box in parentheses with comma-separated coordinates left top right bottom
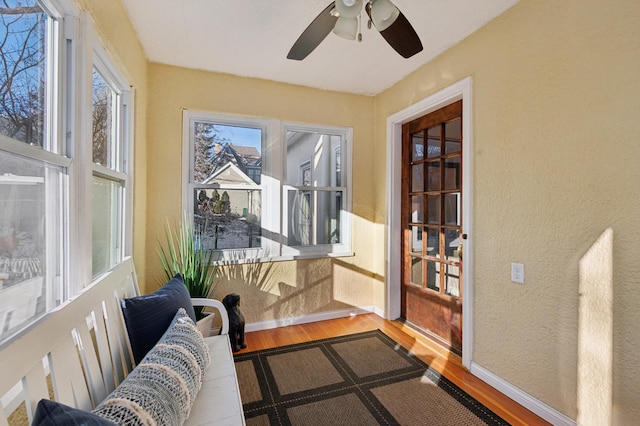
(189, 119, 263, 251)
(283, 130, 344, 248)
(91, 60, 130, 277)
(0, 0, 63, 342)
(0, 0, 133, 344)
(184, 112, 352, 261)
(0, 0, 49, 148)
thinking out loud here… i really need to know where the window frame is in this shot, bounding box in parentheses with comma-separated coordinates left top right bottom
(89, 40, 133, 278)
(0, 0, 134, 345)
(280, 122, 353, 258)
(182, 111, 353, 263)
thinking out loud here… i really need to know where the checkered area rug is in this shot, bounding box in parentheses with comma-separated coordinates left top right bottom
(234, 330, 510, 425)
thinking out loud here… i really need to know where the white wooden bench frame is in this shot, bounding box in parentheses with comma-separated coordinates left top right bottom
(0, 257, 245, 425)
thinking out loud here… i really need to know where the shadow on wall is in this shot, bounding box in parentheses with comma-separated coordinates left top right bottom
(211, 253, 381, 326)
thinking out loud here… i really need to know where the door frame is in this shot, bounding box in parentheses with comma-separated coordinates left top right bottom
(385, 77, 474, 367)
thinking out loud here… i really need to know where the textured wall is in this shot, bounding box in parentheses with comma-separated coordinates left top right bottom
(375, 0, 640, 423)
(145, 63, 378, 320)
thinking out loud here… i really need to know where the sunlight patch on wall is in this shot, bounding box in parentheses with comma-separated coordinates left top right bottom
(333, 261, 376, 308)
(577, 228, 613, 425)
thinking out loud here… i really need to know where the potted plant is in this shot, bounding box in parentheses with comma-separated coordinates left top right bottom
(157, 212, 218, 333)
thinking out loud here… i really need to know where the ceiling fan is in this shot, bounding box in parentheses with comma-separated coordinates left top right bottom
(287, 0, 423, 61)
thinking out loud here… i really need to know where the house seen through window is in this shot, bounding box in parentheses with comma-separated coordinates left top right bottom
(185, 112, 352, 260)
(192, 122, 262, 250)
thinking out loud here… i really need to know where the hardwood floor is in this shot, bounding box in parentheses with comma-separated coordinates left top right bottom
(237, 313, 550, 426)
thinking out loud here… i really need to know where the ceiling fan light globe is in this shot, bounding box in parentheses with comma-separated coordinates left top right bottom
(333, 17, 358, 40)
(335, 0, 363, 19)
(370, 0, 400, 31)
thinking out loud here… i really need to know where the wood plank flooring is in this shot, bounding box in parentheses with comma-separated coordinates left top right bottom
(237, 313, 550, 426)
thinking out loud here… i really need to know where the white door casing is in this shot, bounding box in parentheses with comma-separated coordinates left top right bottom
(385, 77, 473, 367)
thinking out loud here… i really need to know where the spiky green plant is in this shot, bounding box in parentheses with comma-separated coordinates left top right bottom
(157, 212, 217, 320)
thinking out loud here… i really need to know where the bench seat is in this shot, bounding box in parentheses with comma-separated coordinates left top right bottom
(185, 334, 244, 425)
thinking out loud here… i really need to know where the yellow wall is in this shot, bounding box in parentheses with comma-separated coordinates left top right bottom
(376, 0, 640, 423)
(85, 0, 640, 422)
(145, 64, 379, 321)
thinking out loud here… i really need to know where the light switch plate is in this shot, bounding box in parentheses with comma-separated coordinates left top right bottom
(511, 262, 524, 284)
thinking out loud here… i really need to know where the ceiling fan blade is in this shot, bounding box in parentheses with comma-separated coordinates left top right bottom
(287, 2, 338, 60)
(367, 3, 423, 59)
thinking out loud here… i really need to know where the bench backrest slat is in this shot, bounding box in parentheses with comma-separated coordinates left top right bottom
(48, 336, 79, 405)
(23, 361, 49, 420)
(0, 258, 139, 424)
(76, 320, 108, 405)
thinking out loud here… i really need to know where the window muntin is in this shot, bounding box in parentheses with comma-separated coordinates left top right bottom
(0, 1, 50, 148)
(185, 112, 352, 261)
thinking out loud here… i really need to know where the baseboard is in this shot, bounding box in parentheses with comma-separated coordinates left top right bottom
(245, 306, 380, 333)
(470, 362, 577, 426)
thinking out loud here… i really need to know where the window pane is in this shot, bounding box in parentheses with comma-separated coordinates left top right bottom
(412, 132, 423, 161)
(445, 229, 460, 261)
(285, 131, 340, 187)
(426, 160, 440, 191)
(286, 189, 342, 246)
(0, 150, 63, 341)
(411, 164, 423, 193)
(427, 126, 440, 158)
(410, 195, 422, 223)
(194, 188, 262, 250)
(444, 192, 460, 226)
(92, 176, 122, 276)
(427, 227, 439, 258)
(445, 262, 460, 297)
(426, 194, 440, 225)
(445, 118, 461, 154)
(0, 1, 48, 147)
(92, 69, 116, 167)
(444, 156, 460, 190)
(193, 122, 262, 185)
(427, 260, 440, 292)
(410, 257, 422, 286)
(410, 226, 421, 254)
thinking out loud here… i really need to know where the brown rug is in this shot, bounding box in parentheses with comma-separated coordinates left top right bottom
(234, 330, 510, 425)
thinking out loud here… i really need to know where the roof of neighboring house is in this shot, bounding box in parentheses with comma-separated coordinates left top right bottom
(231, 145, 260, 165)
(203, 162, 255, 185)
(205, 143, 261, 184)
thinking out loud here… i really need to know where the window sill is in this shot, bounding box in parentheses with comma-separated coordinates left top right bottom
(213, 251, 355, 266)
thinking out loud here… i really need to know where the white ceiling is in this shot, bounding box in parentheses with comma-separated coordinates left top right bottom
(120, 0, 518, 96)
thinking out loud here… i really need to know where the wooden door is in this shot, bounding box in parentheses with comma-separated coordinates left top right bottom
(401, 100, 464, 354)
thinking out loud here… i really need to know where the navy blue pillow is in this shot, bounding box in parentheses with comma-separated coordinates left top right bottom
(32, 399, 116, 425)
(121, 274, 196, 364)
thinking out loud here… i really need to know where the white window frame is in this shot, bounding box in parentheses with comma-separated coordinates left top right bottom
(0, 0, 134, 345)
(88, 39, 133, 278)
(182, 111, 353, 263)
(280, 122, 352, 258)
